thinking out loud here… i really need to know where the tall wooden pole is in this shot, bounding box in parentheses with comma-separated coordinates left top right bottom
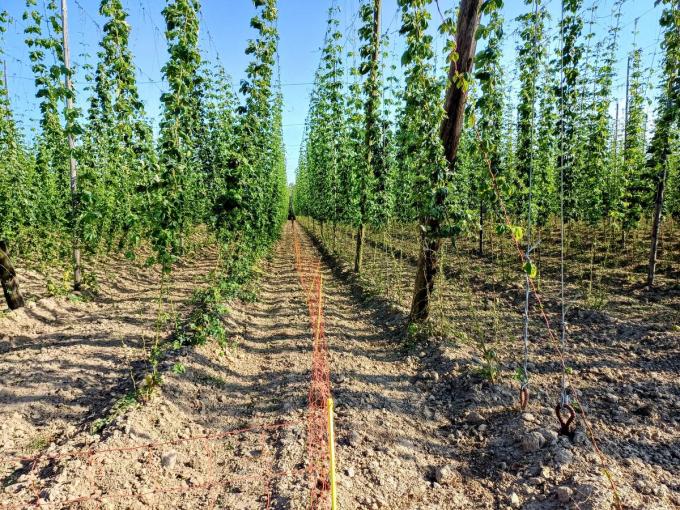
(647, 95, 673, 288)
(440, 0, 483, 164)
(354, 0, 381, 274)
(623, 54, 631, 150)
(0, 60, 27, 310)
(410, 0, 483, 321)
(60, 0, 82, 291)
(613, 102, 619, 160)
(647, 163, 667, 287)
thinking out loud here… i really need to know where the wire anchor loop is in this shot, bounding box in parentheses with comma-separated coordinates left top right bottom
(519, 386, 529, 410)
(555, 402, 576, 437)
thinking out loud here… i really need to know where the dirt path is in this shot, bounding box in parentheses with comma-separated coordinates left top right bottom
(309, 237, 478, 509)
(2, 223, 482, 509)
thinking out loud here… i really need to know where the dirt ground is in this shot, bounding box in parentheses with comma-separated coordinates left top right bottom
(305, 220, 680, 510)
(1, 222, 679, 509)
(0, 245, 220, 500)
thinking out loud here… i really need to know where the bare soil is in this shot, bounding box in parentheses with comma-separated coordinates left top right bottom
(0, 244, 219, 495)
(305, 220, 680, 510)
(1, 222, 678, 509)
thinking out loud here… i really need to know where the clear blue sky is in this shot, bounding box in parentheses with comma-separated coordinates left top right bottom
(1, 0, 664, 184)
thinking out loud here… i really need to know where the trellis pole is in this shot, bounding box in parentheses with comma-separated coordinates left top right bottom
(60, 0, 82, 291)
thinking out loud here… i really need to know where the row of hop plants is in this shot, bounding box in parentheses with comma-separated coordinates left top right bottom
(0, 0, 289, 304)
(294, 0, 680, 322)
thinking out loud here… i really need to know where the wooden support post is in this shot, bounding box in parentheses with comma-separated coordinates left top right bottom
(0, 241, 25, 310)
(410, 0, 483, 322)
(647, 164, 667, 287)
(60, 0, 82, 291)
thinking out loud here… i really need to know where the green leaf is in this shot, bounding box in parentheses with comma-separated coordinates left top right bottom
(510, 225, 524, 242)
(523, 261, 537, 279)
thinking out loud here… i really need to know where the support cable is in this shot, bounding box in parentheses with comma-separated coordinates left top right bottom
(519, 0, 542, 409)
(558, 0, 569, 409)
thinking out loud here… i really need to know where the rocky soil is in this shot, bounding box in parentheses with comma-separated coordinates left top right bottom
(1, 222, 678, 509)
(306, 221, 680, 510)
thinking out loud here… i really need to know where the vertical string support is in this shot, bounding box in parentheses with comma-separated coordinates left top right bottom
(558, 0, 569, 408)
(520, 0, 542, 405)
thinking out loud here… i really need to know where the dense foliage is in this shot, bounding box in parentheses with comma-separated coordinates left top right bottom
(294, 0, 680, 306)
(0, 0, 288, 291)
(0, 0, 678, 310)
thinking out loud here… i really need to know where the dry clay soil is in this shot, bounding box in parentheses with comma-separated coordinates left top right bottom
(1, 223, 679, 509)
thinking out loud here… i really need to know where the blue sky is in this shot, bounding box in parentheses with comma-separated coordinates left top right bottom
(1, 0, 664, 183)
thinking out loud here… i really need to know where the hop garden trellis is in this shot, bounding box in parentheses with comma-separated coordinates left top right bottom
(0, 0, 290, 462)
(0, 0, 289, 308)
(293, 0, 680, 390)
(294, 0, 678, 508)
(294, 0, 680, 314)
(0, 0, 679, 507)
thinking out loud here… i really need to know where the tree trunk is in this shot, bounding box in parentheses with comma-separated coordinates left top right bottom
(647, 165, 667, 287)
(439, 0, 482, 164)
(410, 237, 441, 320)
(333, 222, 337, 251)
(410, 0, 483, 322)
(0, 241, 25, 310)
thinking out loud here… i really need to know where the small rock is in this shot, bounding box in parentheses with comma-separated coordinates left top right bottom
(161, 451, 177, 469)
(510, 492, 521, 507)
(434, 464, 457, 485)
(522, 413, 536, 423)
(556, 486, 573, 503)
(465, 411, 485, 425)
(346, 466, 355, 478)
(540, 428, 559, 446)
(635, 479, 650, 494)
(521, 431, 545, 452)
(347, 431, 361, 447)
(573, 430, 588, 445)
(554, 447, 574, 467)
